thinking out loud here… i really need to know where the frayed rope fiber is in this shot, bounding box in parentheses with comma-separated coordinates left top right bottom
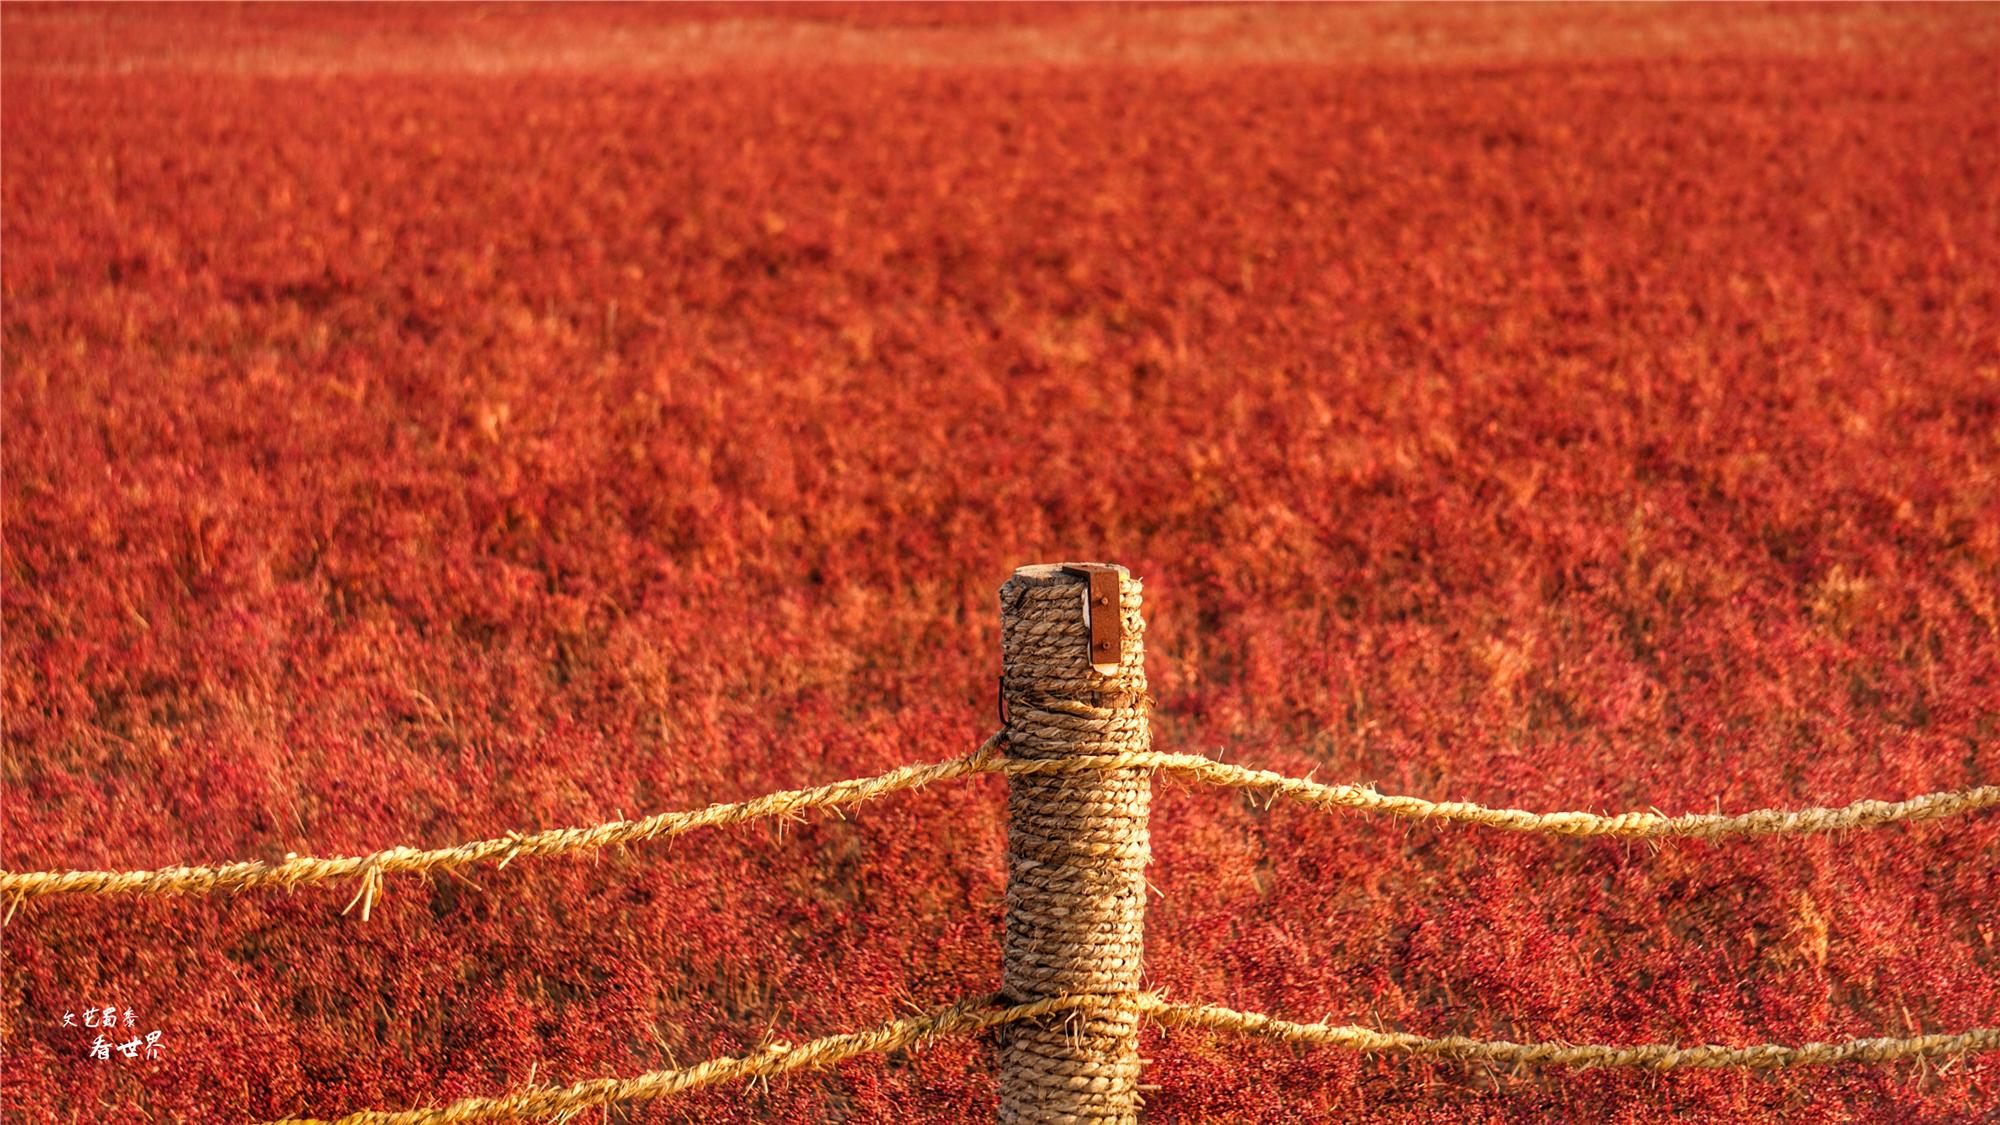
(4, 742, 1995, 911)
(261, 992, 2000, 1124)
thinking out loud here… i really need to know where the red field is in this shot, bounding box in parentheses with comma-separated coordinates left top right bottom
(5, 3, 1999, 1121)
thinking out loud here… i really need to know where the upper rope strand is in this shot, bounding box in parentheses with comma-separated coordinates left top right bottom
(1027, 752, 2000, 838)
(4, 738, 1995, 908)
(0, 735, 1005, 911)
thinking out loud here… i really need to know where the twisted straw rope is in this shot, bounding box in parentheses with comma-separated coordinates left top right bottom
(1144, 998, 2000, 1070)
(4, 743, 1994, 910)
(997, 565, 1150, 1124)
(0, 736, 1006, 915)
(264, 993, 1105, 1125)
(262, 992, 2000, 1124)
(1029, 753, 2000, 838)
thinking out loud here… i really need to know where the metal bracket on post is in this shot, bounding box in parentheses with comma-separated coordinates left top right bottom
(1061, 563, 1123, 676)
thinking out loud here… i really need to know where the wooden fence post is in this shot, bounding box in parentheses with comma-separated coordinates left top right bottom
(997, 563, 1151, 1123)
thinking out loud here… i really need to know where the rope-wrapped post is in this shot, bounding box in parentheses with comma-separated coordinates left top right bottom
(997, 563, 1151, 1123)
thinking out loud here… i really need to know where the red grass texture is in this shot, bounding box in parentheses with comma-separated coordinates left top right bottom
(4, 3, 1999, 1122)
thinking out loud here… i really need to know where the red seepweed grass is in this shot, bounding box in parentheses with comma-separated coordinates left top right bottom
(3, 3, 1997, 1121)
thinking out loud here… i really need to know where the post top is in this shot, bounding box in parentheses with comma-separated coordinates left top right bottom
(1007, 562, 1131, 587)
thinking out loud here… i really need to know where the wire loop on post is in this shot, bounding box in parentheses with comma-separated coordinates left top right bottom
(997, 563, 1151, 1124)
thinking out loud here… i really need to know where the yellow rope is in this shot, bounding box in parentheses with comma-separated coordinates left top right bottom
(0, 736, 1005, 914)
(263, 993, 1117, 1125)
(263, 992, 2000, 1123)
(1009, 752, 2000, 838)
(5, 740, 1996, 911)
(1144, 998, 2000, 1069)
